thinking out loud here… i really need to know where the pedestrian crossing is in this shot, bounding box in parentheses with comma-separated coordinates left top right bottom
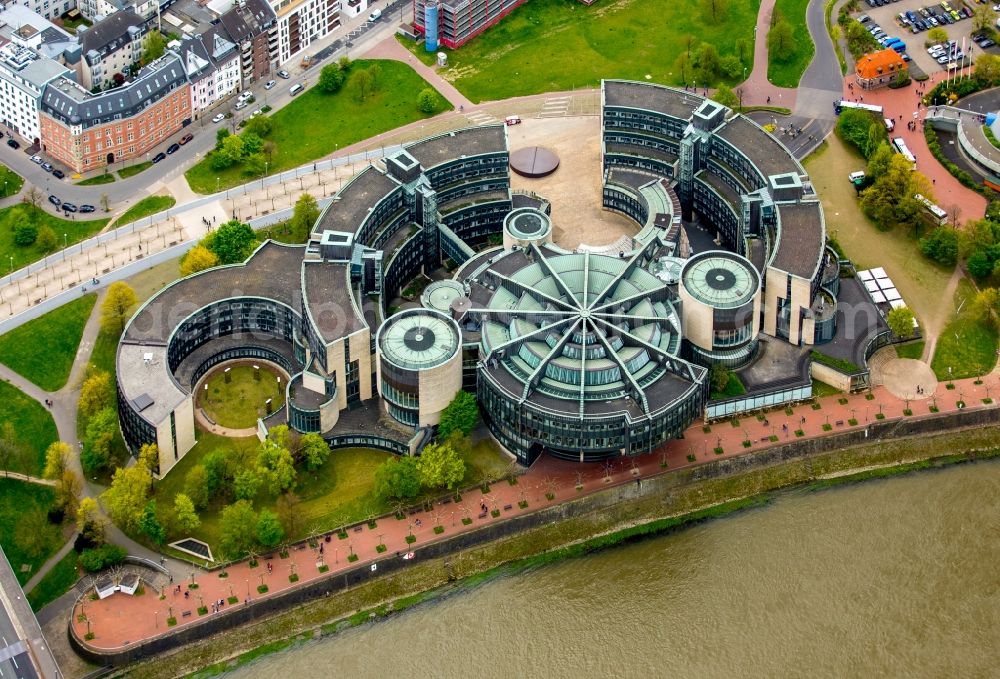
(465, 111, 498, 126)
(539, 96, 571, 117)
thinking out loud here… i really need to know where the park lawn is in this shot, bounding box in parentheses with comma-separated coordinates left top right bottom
(0, 293, 95, 391)
(402, 0, 759, 103)
(118, 161, 152, 179)
(0, 164, 23, 198)
(112, 195, 176, 227)
(196, 365, 285, 428)
(0, 381, 58, 476)
(185, 60, 451, 194)
(0, 479, 63, 585)
(931, 278, 999, 380)
(804, 138, 955, 340)
(76, 173, 115, 186)
(768, 0, 815, 87)
(461, 438, 510, 486)
(27, 550, 78, 612)
(896, 340, 925, 360)
(0, 204, 108, 270)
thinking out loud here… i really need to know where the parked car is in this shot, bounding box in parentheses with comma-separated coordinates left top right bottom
(982, 39, 996, 47)
(79, 204, 95, 213)
(47, 194, 60, 206)
(250, 109, 262, 118)
(166, 143, 180, 155)
(152, 152, 166, 163)
(235, 100, 248, 111)
(61, 202, 77, 213)
(212, 113, 225, 123)
(41, 162, 53, 172)
(30, 154, 42, 164)
(264, 79, 276, 90)
(368, 8, 382, 21)
(6, 139, 18, 149)
(52, 169, 64, 179)
(179, 133, 193, 145)
(859, 13, 871, 21)
(277, 70, 290, 79)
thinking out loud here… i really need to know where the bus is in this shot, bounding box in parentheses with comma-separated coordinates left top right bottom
(892, 136, 917, 168)
(833, 100, 884, 116)
(914, 193, 947, 225)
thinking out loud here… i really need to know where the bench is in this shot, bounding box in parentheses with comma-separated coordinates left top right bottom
(353, 526, 363, 533)
(182, 610, 192, 618)
(440, 498, 451, 505)
(503, 504, 513, 511)
(835, 420, 845, 426)
(478, 512, 488, 519)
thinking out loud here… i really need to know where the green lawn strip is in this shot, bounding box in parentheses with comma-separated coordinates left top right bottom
(111, 196, 176, 228)
(0, 204, 108, 271)
(257, 219, 310, 244)
(0, 293, 95, 391)
(895, 341, 925, 360)
(768, 0, 815, 87)
(27, 550, 78, 612)
(710, 373, 746, 400)
(0, 381, 58, 476)
(811, 379, 842, 398)
(118, 161, 153, 179)
(0, 165, 24, 198)
(0, 479, 63, 585)
(931, 279, 999, 380)
(401, 0, 759, 103)
(76, 173, 115, 186)
(197, 365, 285, 428)
(185, 60, 450, 193)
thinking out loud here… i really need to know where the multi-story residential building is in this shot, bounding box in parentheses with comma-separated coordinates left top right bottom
(412, 0, 524, 49)
(218, 0, 276, 84)
(39, 52, 190, 171)
(75, 9, 145, 90)
(270, 0, 347, 65)
(0, 41, 70, 143)
(78, 0, 158, 21)
(9, 0, 77, 23)
(178, 28, 239, 118)
(0, 4, 77, 61)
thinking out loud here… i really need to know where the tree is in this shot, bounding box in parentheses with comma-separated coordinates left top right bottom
(101, 281, 138, 335)
(233, 468, 262, 500)
(719, 55, 743, 80)
(711, 84, 739, 109)
(244, 114, 272, 138)
(219, 500, 258, 558)
(204, 220, 256, 264)
(203, 448, 234, 496)
(866, 141, 895, 179)
(692, 42, 720, 83)
(735, 38, 750, 65)
(13, 221, 37, 246)
(56, 469, 81, 516)
(101, 462, 152, 533)
(299, 432, 330, 471)
(919, 227, 959, 266)
(183, 465, 210, 510)
(975, 53, 1000, 85)
(699, 0, 729, 23)
(256, 437, 296, 495)
(101, 193, 110, 213)
(710, 364, 732, 393)
(374, 456, 422, 501)
(0, 423, 17, 476)
(173, 493, 201, 534)
(139, 500, 166, 545)
(243, 153, 266, 178)
(837, 109, 886, 160)
(927, 27, 949, 45)
(968, 248, 997, 279)
(437, 390, 479, 439)
(142, 30, 166, 64)
(256, 508, 284, 548)
(22, 187, 41, 209)
(43, 441, 72, 480)
(860, 155, 931, 228)
(275, 491, 301, 537)
(81, 407, 117, 473)
(137, 443, 159, 475)
(290, 193, 319, 240)
(354, 69, 374, 101)
(367, 62, 382, 90)
(417, 88, 437, 113)
(973, 4, 998, 32)
(768, 20, 795, 62)
(417, 440, 465, 491)
(79, 369, 113, 420)
(36, 225, 57, 253)
(220, 134, 246, 165)
(242, 132, 264, 157)
(76, 497, 104, 543)
(887, 306, 916, 339)
(319, 63, 346, 93)
(180, 245, 219, 277)
(215, 128, 230, 150)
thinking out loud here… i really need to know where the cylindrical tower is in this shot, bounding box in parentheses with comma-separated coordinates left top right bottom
(679, 250, 761, 369)
(502, 207, 553, 250)
(376, 308, 462, 428)
(424, 0, 439, 52)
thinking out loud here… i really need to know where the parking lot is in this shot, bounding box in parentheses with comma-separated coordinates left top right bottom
(854, 0, 999, 76)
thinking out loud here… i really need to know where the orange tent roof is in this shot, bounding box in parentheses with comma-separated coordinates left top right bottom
(856, 49, 907, 79)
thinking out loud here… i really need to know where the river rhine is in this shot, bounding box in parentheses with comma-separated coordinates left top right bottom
(227, 461, 1000, 677)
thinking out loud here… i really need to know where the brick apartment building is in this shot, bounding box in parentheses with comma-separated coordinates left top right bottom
(39, 53, 190, 172)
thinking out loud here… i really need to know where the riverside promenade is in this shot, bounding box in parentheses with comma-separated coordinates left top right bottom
(73, 368, 1000, 653)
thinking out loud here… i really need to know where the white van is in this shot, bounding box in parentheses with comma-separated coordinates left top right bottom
(289, 83, 304, 96)
(884, 118, 895, 132)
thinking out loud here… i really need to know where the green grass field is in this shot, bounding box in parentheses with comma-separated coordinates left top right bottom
(402, 0, 759, 103)
(27, 550, 78, 612)
(895, 341, 926, 360)
(0, 165, 23, 198)
(196, 365, 285, 428)
(0, 204, 108, 270)
(812, 379, 843, 397)
(0, 479, 63, 585)
(711, 373, 747, 400)
(768, 0, 815, 87)
(118, 161, 152, 179)
(0, 293, 95, 391)
(185, 60, 450, 193)
(76, 173, 115, 186)
(0, 380, 58, 476)
(112, 195, 176, 227)
(931, 279, 999, 380)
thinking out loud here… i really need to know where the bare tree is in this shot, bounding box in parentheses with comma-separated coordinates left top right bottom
(22, 186, 41, 209)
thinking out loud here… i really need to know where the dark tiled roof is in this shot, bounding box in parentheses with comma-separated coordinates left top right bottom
(219, 0, 276, 42)
(406, 125, 507, 169)
(302, 260, 367, 343)
(314, 166, 401, 236)
(772, 201, 825, 279)
(80, 9, 144, 60)
(125, 242, 306, 344)
(714, 116, 802, 180)
(603, 80, 704, 120)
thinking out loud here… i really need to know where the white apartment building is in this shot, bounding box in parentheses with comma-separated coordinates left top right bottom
(0, 42, 69, 142)
(179, 29, 239, 118)
(270, 0, 350, 65)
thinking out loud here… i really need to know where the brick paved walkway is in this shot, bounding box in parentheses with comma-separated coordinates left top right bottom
(73, 369, 1000, 651)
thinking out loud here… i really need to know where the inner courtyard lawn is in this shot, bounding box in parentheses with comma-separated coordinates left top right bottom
(196, 365, 286, 429)
(0, 380, 58, 476)
(185, 60, 451, 194)
(402, 0, 760, 103)
(0, 293, 95, 391)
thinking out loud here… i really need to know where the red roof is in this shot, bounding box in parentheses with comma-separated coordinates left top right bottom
(856, 49, 907, 79)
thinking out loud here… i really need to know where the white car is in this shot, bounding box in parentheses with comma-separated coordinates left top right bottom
(368, 8, 382, 21)
(264, 80, 276, 90)
(30, 154, 42, 164)
(212, 113, 225, 123)
(250, 109, 262, 118)
(238, 91, 253, 102)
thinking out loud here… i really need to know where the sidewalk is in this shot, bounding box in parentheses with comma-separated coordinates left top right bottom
(741, 0, 799, 108)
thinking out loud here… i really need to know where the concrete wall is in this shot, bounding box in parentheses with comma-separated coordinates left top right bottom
(679, 292, 713, 351)
(156, 397, 196, 476)
(416, 351, 463, 427)
(809, 361, 853, 392)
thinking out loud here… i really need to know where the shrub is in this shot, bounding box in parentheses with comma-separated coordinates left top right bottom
(13, 221, 37, 246)
(79, 544, 127, 573)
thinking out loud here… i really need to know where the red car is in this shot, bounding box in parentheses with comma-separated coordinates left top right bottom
(179, 133, 193, 145)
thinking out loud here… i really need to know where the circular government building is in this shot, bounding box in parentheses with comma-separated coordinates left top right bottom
(117, 80, 848, 474)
